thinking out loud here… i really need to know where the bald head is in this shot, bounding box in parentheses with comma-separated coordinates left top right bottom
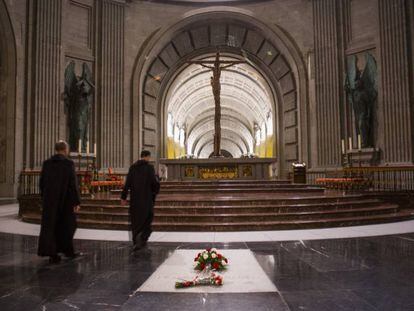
(55, 140, 69, 156)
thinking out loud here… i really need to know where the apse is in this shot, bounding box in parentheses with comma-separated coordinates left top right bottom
(165, 55, 275, 159)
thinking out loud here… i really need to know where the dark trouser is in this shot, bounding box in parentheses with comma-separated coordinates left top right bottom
(132, 210, 153, 245)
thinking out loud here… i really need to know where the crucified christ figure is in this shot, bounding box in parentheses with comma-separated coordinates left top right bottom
(187, 51, 246, 157)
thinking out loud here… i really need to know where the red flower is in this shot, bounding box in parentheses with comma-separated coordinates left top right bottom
(200, 263, 206, 270)
(224, 258, 228, 263)
(206, 248, 211, 252)
(212, 262, 220, 270)
(214, 276, 222, 285)
(217, 254, 222, 259)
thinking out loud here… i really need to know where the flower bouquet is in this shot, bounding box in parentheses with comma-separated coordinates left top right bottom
(194, 248, 228, 272)
(175, 273, 223, 289)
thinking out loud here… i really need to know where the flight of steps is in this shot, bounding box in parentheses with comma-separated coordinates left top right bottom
(0, 197, 17, 205)
(18, 180, 414, 231)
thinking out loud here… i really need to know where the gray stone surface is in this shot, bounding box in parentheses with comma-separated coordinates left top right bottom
(0, 0, 413, 197)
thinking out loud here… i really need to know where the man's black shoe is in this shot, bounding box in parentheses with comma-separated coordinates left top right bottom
(132, 239, 147, 252)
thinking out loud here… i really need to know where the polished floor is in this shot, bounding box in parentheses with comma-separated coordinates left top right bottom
(0, 232, 414, 310)
(3, 204, 414, 242)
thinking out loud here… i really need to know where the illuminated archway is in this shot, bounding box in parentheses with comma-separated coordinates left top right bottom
(131, 7, 309, 175)
(165, 56, 275, 158)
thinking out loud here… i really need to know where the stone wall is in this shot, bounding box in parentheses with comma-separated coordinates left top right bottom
(1, 0, 413, 196)
(311, 0, 414, 167)
(0, 0, 25, 197)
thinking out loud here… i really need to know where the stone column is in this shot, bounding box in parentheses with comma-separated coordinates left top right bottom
(29, 0, 62, 168)
(97, 0, 125, 169)
(378, 0, 413, 164)
(312, 0, 343, 167)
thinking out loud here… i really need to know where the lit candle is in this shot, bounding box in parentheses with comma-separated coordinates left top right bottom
(78, 139, 82, 154)
(348, 137, 352, 150)
(358, 134, 362, 150)
(86, 141, 90, 155)
(341, 139, 345, 154)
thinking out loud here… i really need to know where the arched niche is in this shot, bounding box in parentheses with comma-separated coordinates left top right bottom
(131, 6, 309, 176)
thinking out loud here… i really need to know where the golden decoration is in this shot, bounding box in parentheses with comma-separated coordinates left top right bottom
(184, 166, 195, 177)
(199, 167, 238, 179)
(241, 165, 253, 177)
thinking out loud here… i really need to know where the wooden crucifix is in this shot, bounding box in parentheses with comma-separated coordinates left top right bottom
(187, 51, 246, 157)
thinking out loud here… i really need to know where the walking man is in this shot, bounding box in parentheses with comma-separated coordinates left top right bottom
(121, 150, 160, 250)
(38, 141, 81, 263)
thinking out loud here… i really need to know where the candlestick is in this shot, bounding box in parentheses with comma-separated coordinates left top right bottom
(93, 143, 96, 155)
(341, 139, 345, 154)
(348, 137, 352, 150)
(86, 141, 90, 155)
(357, 134, 362, 150)
(78, 139, 82, 154)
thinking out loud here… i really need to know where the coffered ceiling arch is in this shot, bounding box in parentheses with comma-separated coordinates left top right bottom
(132, 8, 309, 170)
(198, 139, 244, 159)
(188, 116, 254, 154)
(165, 56, 273, 158)
(192, 128, 250, 157)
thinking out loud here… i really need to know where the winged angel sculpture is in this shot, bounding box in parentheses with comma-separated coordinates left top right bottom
(64, 61, 94, 152)
(345, 53, 378, 148)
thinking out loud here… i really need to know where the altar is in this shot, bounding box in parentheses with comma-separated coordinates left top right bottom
(159, 158, 277, 181)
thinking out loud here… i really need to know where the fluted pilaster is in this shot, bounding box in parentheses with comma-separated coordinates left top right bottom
(312, 0, 343, 167)
(378, 0, 412, 163)
(98, 0, 125, 168)
(31, 0, 62, 167)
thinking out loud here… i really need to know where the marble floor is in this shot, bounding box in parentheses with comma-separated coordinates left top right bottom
(1, 231, 414, 310)
(2, 204, 414, 242)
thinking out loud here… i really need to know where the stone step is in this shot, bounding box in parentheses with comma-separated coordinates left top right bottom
(159, 188, 324, 194)
(160, 179, 292, 185)
(111, 187, 323, 195)
(113, 183, 312, 190)
(85, 194, 370, 206)
(79, 199, 383, 214)
(74, 204, 398, 222)
(150, 211, 414, 231)
(20, 210, 414, 231)
(154, 195, 372, 206)
(0, 198, 17, 205)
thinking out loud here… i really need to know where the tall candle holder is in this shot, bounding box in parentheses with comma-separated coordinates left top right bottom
(78, 151, 82, 171)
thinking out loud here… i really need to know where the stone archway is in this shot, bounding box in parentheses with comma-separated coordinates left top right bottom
(131, 7, 308, 176)
(0, 0, 17, 197)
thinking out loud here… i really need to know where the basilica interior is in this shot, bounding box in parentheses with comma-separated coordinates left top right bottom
(1, 0, 414, 310)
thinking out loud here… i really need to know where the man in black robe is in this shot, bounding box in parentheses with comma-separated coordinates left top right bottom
(121, 150, 160, 251)
(38, 141, 81, 263)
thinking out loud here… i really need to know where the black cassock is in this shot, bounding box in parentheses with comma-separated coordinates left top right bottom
(121, 160, 160, 244)
(38, 154, 81, 257)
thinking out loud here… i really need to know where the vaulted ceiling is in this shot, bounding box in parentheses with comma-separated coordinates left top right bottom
(165, 56, 274, 158)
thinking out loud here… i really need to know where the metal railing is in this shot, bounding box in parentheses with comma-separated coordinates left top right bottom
(307, 166, 414, 191)
(18, 170, 127, 196)
(18, 170, 41, 195)
(19, 166, 414, 195)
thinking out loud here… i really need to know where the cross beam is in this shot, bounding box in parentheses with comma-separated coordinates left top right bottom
(186, 51, 247, 157)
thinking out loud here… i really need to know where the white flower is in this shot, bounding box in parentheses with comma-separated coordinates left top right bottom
(222, 260, 227, 266)
(211, 253, 217, 259)
(203, 253, 209, 260)
(211, 248, 217, 253)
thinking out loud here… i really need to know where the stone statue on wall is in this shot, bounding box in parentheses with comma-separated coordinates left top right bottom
(64, 61, 94, 152)
(345, 52, 378, 148)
